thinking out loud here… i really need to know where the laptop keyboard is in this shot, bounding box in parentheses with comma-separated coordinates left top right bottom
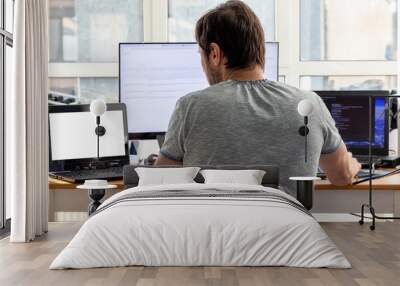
(354, 155, 383, 164)
(51, 167, 124, 182)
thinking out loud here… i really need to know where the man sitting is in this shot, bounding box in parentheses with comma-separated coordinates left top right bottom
(155, 0, 360, 195)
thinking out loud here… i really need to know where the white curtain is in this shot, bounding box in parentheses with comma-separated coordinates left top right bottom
(9, 0, 49, 242)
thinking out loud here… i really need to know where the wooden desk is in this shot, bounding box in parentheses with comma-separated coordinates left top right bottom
(49, 174, 400, 191)
(313, 172, 400, 215)
(48, 173, 400, 221)
(315, 172, 400, 191)
(48, 178, 124, 221)
(49, 178, 125, 190)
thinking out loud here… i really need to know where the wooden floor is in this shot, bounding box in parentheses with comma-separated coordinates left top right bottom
(0, 222, 400, 286)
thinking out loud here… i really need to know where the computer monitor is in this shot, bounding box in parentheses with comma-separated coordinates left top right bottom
(119, 42, 279, 138)
(315, 90, 389, 156)
(49, 104, 129, 172)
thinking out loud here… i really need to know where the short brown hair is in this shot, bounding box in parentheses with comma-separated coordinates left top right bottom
(195, 0, 265, 70)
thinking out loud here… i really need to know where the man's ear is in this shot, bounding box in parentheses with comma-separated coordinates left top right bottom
(208, 42, 224, 67)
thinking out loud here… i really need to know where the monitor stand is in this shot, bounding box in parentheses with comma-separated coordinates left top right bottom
(89, 160, 109, 170)
(156, 134, 165, 148)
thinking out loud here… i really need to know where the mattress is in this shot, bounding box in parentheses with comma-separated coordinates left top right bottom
(50, 183, 350, 269)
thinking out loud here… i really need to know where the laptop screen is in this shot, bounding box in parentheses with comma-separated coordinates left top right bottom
(49, 104, 129, 170)
(50, 111, 126, 160)
(315, 90, 389, 156)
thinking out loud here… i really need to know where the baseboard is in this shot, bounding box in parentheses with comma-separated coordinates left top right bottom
(54, 212, 88, 222)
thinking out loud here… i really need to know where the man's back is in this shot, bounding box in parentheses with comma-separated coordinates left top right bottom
(157, 1, 359, 191)
(160, 79, 341, 195)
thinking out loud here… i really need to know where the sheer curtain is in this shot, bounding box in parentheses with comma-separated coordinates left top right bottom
(9, 0, 49, 242)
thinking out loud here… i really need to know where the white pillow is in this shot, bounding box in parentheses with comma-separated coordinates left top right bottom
(200, 169, 266, 185)
(135, 167, 201, 186)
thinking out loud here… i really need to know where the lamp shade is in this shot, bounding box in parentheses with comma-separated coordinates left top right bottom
(90, 99, 107, 117)
(297, 99, 314, 117)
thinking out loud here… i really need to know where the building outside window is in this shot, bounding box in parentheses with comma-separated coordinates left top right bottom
(48, 0, 143, 104)
(298, 0, 397, 90)
(168, 0, 276, 42)
(48, 0, 400, 107)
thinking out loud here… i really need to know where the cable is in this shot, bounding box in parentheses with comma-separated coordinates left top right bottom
(350, 212, 373, 220)
(353, 167, 400, 185)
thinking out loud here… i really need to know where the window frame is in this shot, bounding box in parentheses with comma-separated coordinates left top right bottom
(278, 0, 399, 89)
(49, 0, 400, 91)
(299, 75, 397, 91)
(0, 0, 13, 233)
(166, 0, 277, 42)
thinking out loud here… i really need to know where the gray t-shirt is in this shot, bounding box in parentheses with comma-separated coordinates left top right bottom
(160, 79, 342, 196)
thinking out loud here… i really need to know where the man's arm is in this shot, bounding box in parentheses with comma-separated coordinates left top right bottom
(156, 97, 187, 166)
(155, 153, 183, 166)
(319, 143, 361, 186)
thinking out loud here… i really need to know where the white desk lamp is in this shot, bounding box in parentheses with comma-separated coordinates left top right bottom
(297, 99, 314, 163)
(90, 99, 107, 160)
(290, 99, 320, 210)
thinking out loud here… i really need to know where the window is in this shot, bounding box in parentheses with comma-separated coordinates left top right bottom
(5, 0, 13, 33)
(1, 0, 14, 232)
(49, 0, 400, 106)
(48, 78, 78, 104)
(5, 44, 11, 222)
(168, 0, 276, 42)
(49, 77, 119, 104)
(49, 0, 144, 104)
(300, 0, 397, 61)
(300, 76, 397, 91)
(49, 1, 276, 105)
(80, 78, 119, 102)
(49, 0, 143, 62)
(278, 0, 398, 89)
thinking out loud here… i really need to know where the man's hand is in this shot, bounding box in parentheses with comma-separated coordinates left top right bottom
(347, 152, 362, 182)
(320, 143, 362, 186)
(154, 153, 183, 166)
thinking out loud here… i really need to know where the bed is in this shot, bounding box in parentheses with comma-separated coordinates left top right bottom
(50, 165, 350, 269)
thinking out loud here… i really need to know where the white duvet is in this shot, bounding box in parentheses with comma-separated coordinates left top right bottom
(50, 183, 350, 269)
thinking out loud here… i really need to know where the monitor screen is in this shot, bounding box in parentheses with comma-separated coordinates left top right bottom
(316, 90, 389, 155)
(119, 42, 279, 136)
(49, 108, 127, 161)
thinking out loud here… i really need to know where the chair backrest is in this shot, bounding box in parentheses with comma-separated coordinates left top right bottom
(123, 165, 280, 189)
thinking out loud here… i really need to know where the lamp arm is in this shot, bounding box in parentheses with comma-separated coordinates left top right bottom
(304, 116, 308, 163)
(97, 116, 100, 160)
(305, 127, 307, 163)
(97, 126, 100, 160)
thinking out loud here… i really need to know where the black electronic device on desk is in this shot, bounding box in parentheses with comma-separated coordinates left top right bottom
(48, 103, 130, 183)
(317, 168, 392, 181)
(316, 90, 400, 230)
(315, 90, 393, 167)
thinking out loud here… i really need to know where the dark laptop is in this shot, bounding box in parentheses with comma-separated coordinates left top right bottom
(49, 103, 130, 183)
(315, 90, 390, 166)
